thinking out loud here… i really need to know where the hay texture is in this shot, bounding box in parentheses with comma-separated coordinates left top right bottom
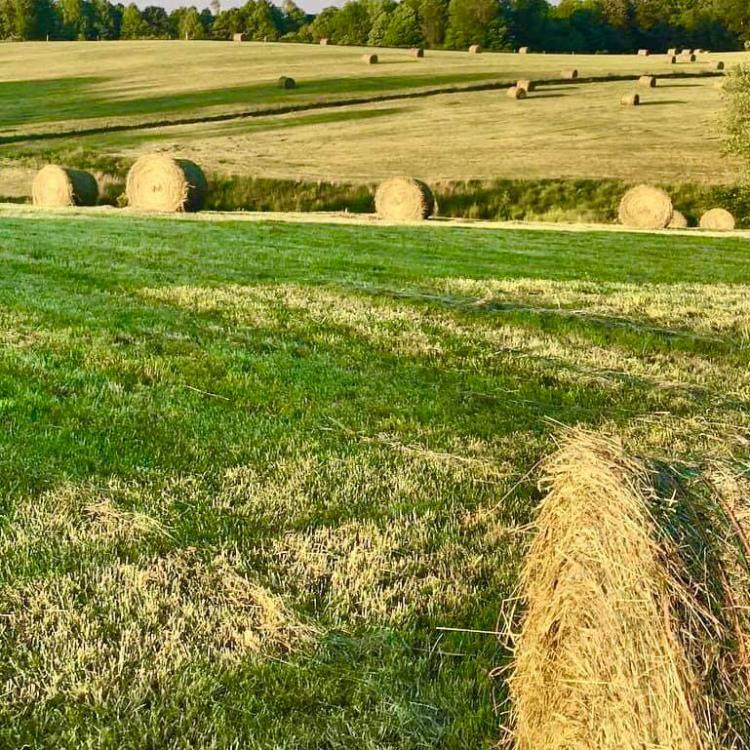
(509, 430, 705, 750)
(668, 209, 689, 228)
(468, 44, 481, 54)
(125, 155, 207, 213)
(618, 184, 673, 229)
(32, 165, 98, 208)
(516, 79, 535, 92)
(278, 76, 296, 89)
(361, 53, 377, 64)
(561, 69, 578, 79)
(507, 86, 527, 100)
(375, 177, 435, 222)
(621, 93, 640, 106)
(410, 47, 424, 58)
(700, 208, 735, 231)
(638, 75, 656, 87)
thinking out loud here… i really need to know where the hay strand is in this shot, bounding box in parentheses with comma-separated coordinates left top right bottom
(125, 154, 207, 213)
(375, 177, 435, 222)
(509, 430, 706, 750)
(619, 184, 673, 229)
(32, 165, 98, 208)
(700, 208, 735, 231)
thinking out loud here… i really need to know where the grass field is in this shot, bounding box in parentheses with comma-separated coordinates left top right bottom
(0, 41, 744, 204)
(1, 209, 750, 748)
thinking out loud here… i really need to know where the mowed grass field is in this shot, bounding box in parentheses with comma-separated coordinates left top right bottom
(0, 41, 745, 200)
(1, 209, 750, 748)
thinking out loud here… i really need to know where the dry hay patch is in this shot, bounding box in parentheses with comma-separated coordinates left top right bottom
(1, 549, 316, 706)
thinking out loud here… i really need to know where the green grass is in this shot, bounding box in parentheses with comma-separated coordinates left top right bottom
(1, 212, 750, 748)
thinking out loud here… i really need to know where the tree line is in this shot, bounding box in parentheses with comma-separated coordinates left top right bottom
(3, 0, 748, 52)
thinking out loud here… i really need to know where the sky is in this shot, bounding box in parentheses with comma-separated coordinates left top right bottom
(138, 0, 341, 13)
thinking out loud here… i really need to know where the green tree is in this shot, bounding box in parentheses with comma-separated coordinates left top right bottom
(444, 0, 506, 48)
(330, 0, 370, 44)
(309, 4, 339, 39)
(382, 0, 422, 45)
(419, 0, 448, 46)
(120, 2, 144, 37)
(178, 6, 204, 37)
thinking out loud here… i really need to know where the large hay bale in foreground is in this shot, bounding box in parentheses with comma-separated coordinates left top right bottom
(700, 208, 735, 231)
(619, 185, 673, 229)
(507, 86, 527, 100)
(638, 75, 656, 87)
(361, 53, 378, 64)
(32, 165, 98, 208)
(621, 93, 640, 106)
(278, 76, 296, 89)
(375, 177, 435, 222)
(509, 430, 705, 750)
(126, 155, 207, 213)
(468, 44, 481, 54)
(410, 47, 424, 58)
(668, 209, 688, 228)
(561, 69, 578, 79)
(516, 79, 536, 92)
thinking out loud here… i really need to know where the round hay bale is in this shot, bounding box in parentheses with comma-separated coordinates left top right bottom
(620, 93, 640, 106)
(680, 53, 696, 62)
(468, 44, 481, 54)
(507, 86, 527, 99)
(410, 47, 424, 58)
(638, 75, 656, 87)
(361, 53, 378, 64)
(278, 76, 296, 89)
(561, 69, 578, 80)
(518, 46, 529, 54)
(700, 208, 735, 231)
(668, 209, 688, 228)
(232, 33, 246, 42)
(618, 185, 673, 229)
(712, 60, 725, 71)
(667, 47, 677, 55)
(667, 55, 677, 64)
(125, 154, 207, 213)
(319, 37, 329, 45)
(516, 79, 536, 92)
(375, 177, 435, 222)
(680, 48, 692, 55)
(638, 48, 649, 56)
(32, 165, 98, 208)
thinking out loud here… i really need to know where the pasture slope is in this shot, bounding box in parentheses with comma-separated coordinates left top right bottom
(1, 209, 749, 748)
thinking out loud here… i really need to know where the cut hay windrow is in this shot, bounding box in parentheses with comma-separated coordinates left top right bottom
(375, 176, 435, 222)
(509, 431, 705, 750)
(32, 165, 98, 208)
(618, 184, 673, 229)
(700, 208, 735, 231)
(126, 154, 207, 213)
